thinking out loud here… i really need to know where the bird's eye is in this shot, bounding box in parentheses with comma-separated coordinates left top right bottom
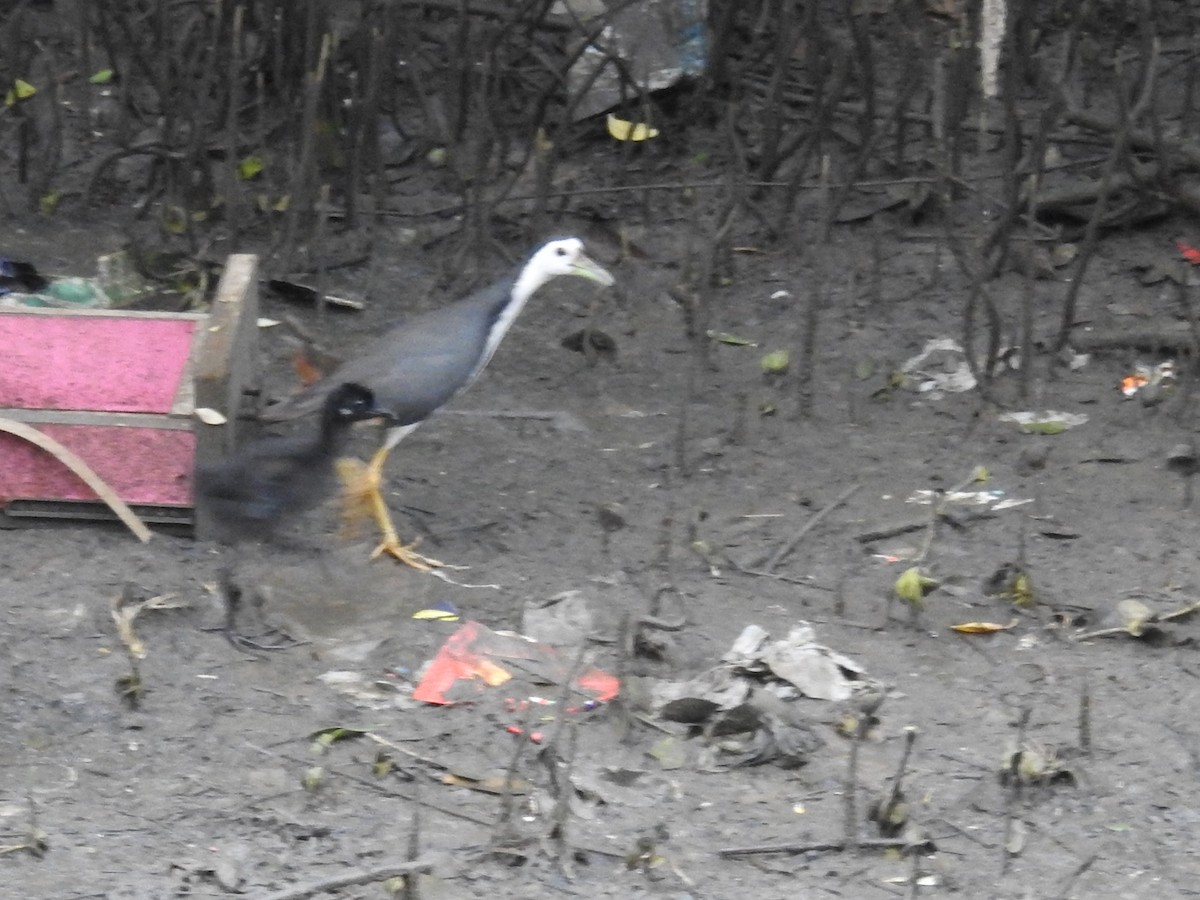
(555, 247, 567, 256)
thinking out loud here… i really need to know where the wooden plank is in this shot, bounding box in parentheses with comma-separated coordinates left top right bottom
(0, 408, 192, 429)
(0, 307, 205, 321)
(191, 254, 259, 540)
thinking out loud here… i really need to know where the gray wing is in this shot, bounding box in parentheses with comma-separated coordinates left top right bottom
(262, 281, 511, 425)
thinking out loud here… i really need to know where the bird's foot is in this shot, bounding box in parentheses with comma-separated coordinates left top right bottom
(371, 534, 444, 570)
(203, 613, 308, 654)
(224, 626, 307, 654)
(213, 568, 308, 654)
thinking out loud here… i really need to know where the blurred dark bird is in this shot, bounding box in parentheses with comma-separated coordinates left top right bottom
(262, 237, 615, 569)
(196, 382, 392, 648)
(198, 382, 391, 540)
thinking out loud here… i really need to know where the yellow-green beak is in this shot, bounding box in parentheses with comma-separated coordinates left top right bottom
(571, 253, 616, 287)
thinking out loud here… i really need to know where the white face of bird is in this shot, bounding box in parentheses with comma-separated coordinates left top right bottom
(476, 239, 616, 385)
(533, 238, 616, 287)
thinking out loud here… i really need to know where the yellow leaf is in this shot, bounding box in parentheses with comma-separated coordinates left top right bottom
(606, 113, 659, 142)
(951, 619, 1017, 634)
(13, 78, 36, 100)
(971, 465, 989, 482)
(412, 608, 459, 622)
(895, 566, 939, 607)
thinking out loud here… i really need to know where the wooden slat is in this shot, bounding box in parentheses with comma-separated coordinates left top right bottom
(0, 307, 206, 321)
(191, 254, 259, 540)
(0, 408, 192, 429)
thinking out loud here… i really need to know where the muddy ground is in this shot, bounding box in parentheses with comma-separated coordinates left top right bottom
(7, 196, 1200, 899)
(6, 43, 1200, 900)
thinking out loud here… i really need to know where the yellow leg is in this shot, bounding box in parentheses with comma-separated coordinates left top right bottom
(336, 447, 443, 570)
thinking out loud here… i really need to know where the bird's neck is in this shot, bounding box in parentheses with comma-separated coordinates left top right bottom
(476, 264, 547, 376)
(315, 414, 352, 458)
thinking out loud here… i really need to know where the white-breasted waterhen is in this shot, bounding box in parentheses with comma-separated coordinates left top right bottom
(262, 237, 616, 569)
(196, 382, 393, 648)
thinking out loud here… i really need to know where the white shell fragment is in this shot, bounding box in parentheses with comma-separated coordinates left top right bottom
(194, 407, 228, 426)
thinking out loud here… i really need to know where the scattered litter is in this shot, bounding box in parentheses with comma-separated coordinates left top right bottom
(0, 251, 151, 309)
(565, 0, 708, 121)
(997, 410, 1088, 434)
(412, 620, 618, 706)
(649, 623, 874, 768)
(0, 258, 48, 294)
(1121, 360, 1176, 399)
(898, 338, 976, 397)
(906, 488, 1030, 512)
(721, 623, 869, 702)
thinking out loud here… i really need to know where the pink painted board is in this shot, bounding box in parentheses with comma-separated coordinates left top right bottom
(0, 424, 195, 506)
(0, 315, 197, 412)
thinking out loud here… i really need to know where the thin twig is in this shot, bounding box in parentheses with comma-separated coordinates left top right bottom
(764, 482, 862, 574)
(256, 860, 436, 900)
(719, 837, 917, 858)
(1055, 38, 1161, 352)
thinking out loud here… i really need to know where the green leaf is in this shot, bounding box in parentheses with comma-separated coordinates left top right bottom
(895, 566, 939, 608)
(761, 350, 790, 374)
(310, 726, 368, 750)
(160, 204, 188, 235)
(39, 190, 61, 215)
(705, 330, 757, 347)
(237, 155, 264, 180)
(13, 78, 36, 99)
(89, 69, 114, 85)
